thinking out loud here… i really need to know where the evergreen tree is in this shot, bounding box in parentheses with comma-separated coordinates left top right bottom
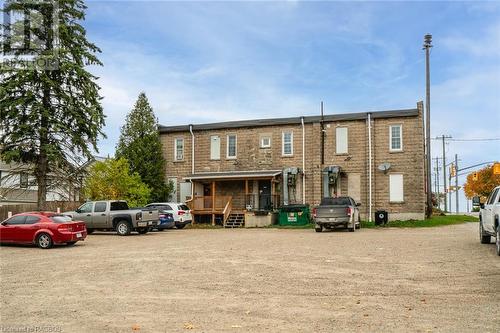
(0, 0, 105, 209)
(116, 92, 170, 202)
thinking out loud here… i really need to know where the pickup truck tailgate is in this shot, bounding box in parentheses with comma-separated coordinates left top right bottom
(141, 209, 159, 222)
(316, 205, 349, 218)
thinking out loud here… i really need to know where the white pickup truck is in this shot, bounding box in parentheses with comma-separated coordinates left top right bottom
(479, 185, 500, 256)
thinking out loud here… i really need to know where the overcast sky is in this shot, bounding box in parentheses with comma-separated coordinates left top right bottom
(84, 1, 500, 211)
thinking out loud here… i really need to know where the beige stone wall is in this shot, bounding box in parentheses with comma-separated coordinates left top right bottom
(160, 106, 426, 221)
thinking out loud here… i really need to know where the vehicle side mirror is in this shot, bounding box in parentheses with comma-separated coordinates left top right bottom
(356, 203, 362, 207)
(1, 221, 7, 226)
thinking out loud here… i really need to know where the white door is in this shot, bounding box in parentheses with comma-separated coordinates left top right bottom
(179, 182, 192, 203)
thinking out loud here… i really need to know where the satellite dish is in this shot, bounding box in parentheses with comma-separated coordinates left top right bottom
(378, 162, 392, 173)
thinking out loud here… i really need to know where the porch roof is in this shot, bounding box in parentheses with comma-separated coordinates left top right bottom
(184, 170, 282, 181)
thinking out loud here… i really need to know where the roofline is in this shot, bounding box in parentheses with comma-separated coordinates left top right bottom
(159, 108, 419, 133)
(183, 170, 283, 181)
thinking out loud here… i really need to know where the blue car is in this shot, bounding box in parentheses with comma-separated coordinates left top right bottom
(153, 209, 175, 231)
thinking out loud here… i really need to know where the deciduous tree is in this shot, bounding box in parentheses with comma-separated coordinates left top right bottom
(83, 158, 151, 207)
(463, 165, 500, 199)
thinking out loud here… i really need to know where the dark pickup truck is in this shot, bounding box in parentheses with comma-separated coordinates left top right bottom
(312, 196, 361, 232)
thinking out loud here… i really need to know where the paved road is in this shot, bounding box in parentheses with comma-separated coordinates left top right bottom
(1, 223, 499, 332)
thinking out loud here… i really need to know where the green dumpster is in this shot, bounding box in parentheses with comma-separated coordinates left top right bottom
(278, 204, 310, 226)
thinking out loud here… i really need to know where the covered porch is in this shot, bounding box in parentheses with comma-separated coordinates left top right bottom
(185, 170, 282, 226)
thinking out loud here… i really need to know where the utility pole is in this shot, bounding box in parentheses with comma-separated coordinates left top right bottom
(434, 157, 440, 209)
(440, 135, 451, 212)
(423, 34, 433, 218)
(455, 153, 459, 214)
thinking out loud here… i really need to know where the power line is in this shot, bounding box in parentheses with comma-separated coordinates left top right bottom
(431, 137, 500, 142)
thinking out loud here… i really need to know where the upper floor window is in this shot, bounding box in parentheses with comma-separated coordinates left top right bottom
(175, 138, 184, 161)
(336, 127, 348, 154)
(260, 136, 271, 148)
(210, 136, 221, 160)
(19, 172, 28, 188)
(282, 131, 293, 156)
(227, 135, 237, 159)
(389, 125, 403, 151)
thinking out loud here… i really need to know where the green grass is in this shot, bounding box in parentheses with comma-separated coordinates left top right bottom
(185, 215, 478, 230)
(361, 214, 478, 228)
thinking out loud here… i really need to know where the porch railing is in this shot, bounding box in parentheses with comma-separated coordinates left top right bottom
(222, 197, 233, 225)
(188, 195, 232, 212)
(244, 194, 281, 212)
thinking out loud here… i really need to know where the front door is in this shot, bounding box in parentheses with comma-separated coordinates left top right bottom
(258, 180, 271, 210)
(204, 184, 212, 209)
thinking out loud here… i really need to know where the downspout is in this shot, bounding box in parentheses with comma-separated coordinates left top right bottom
(189, 124, 195, 200)
(367, 113, 373, 222)
(301, 117, 306, 204)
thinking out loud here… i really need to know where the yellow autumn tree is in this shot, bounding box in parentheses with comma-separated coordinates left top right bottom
(463, 165, 500, 200)
(83, 158, 151, 207)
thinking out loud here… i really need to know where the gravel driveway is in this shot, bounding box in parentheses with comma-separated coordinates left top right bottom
(1, 222, 499, 333)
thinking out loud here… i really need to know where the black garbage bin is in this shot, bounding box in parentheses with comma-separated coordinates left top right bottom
(375, 210, 388, 225)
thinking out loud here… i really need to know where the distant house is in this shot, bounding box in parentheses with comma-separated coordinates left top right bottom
(0, 156, 107, 205)
(159, 102, 426, 226)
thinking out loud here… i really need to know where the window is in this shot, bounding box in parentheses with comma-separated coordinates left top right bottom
(178, 204, 190, 211)
(389, 125, 403, 151)
(5, 215, 26, 225)
(282, 131, 293, 156)
(174, 138, 184, 161)
(19, 172, 28, 188)
(110, 201, 129, 211)
(487, 188, 499, 205)
(94, 202, 107, 213)
(78, 202, 93, 213)
(50, 215, 73, 223)
(336, 127, 348, 154)
(210, 136, 221, 160)
(158, 205, 173, 211)
(25, 216, 40, 224)
(227, 135, 237, 159)
(389, 174, 404, 202)
(260, 136, 271, 148)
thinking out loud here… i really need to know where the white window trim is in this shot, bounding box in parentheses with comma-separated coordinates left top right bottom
(174, 138, 184, 161)
(260, 136, 271, 148)
(282, 131, 294, 156)
(226, 134, 237, 159)
(389, 124, 403, 152)
(210, 135, 221, 160)
(335, 127, 348, 154)
(389, 173, 404, 202)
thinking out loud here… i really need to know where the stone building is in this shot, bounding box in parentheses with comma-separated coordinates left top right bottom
(159, 102, 425, 225)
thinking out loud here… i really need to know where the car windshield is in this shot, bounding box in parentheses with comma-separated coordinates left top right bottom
(50, 215, 74, 223)
(320, 197, 351, 206)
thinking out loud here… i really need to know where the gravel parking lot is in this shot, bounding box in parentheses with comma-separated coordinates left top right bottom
(1, 222, 499, 333)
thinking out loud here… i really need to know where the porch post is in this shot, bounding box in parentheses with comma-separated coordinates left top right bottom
(271, 178, 276, 209)
(211, 181, 216, 226)
(245, 179, 249, 210)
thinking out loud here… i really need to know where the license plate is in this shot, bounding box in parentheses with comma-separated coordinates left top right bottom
(138, 222, 147, 227)
(329, 218, 336, 222)
(76, 232, 82, 238)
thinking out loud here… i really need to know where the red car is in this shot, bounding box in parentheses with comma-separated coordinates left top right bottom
(0, 212, 87, 249)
